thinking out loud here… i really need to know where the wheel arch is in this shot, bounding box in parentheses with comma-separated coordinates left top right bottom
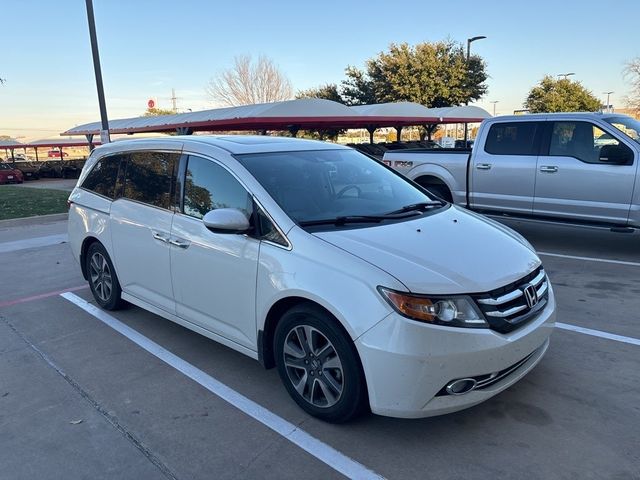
(80, 235, 101, 281)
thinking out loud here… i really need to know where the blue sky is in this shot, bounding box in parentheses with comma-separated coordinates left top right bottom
(1, 0, 639, 140)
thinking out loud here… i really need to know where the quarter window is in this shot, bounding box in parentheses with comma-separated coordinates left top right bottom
(81, 155, 122, 199)
(484, 122, 540, 156)
(123, 151, 178, 209)
(549, 121, 630, 164)
(183, 155, 253, 220)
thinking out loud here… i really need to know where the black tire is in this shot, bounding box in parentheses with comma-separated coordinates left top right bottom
(85, 242, 125, 310)
(274, 304, 368, 423)
(425, 184, 452, 203)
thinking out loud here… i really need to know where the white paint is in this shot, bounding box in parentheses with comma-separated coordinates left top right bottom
(0, 233, 68, 253)
(538, 251, 640, 267)
(60, 292, 384, 480)
(556, 322, 640, 347)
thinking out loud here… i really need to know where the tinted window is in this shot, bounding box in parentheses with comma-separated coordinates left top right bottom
(257, 208, 287, 246)
(183, 155, 253, 219)
(123, 151, 178, 209)
(549, 121, 632, 164)
(484, 122, 540, 155)
(82, 155, 122, 198)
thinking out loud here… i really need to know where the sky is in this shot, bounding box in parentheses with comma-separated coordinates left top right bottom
(1, 0, 639, 141)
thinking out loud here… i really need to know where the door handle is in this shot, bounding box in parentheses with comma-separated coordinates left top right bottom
(539, 166, 558, 173)
(151, 231, 170, 243)
(476, 163, 492, 170)
(169, 237, 191, 249)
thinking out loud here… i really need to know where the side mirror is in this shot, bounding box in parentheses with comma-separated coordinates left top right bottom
(599, 144, 632, 165)
(202, 208, 251, 234)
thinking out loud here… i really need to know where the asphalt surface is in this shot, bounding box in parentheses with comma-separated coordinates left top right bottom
(0, 215, 638, 480)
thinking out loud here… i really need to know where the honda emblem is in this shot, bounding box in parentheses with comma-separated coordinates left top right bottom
(523, 284, 538, 308)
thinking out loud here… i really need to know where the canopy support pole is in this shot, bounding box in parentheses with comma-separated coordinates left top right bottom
(176, 127, 193, 135)
(366, 125, 376, 144)
(395, 126, 403, 142)
(86, 134, 95, 151)
(35, 148, 39, 162)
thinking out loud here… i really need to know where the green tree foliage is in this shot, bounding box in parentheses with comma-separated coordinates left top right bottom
(341, 40, 488, 106)
(143, 107, 176, 116)
(524, 76, 601, 113)
(296, 83, 344, 103)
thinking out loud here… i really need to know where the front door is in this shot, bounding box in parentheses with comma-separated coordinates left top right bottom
(533, 121, 637, 225)
(170, 154, 259, 350)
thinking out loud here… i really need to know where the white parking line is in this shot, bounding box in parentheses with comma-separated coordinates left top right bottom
(556, 322, 640, 347)
(60, 292, 384, 480)
(538, 251, 640, 267)
(0, 233, 68, 253)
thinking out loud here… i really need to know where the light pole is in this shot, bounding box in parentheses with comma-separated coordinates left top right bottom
(603, 91, 614, 113)
(464, 36, 486, 144)
(85, 0, 110, 144)
(557, 73, 575, 80)
(490, 100, 499, 116)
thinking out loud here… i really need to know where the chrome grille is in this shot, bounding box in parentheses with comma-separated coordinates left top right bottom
(472, 266, 548, 333)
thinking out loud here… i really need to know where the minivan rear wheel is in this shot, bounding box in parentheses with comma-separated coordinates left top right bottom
(86, 242, 124, 310)
(274, 304, 368, 423)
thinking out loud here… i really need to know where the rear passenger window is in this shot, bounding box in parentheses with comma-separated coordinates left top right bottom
(183, 155, 253, 220)
(123, 151, 179, 209)
(81, 155, 122, 198)
(484, 122, 540, 155)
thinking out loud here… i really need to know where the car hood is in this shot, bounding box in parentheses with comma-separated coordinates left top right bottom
(313, 206, 541, 294)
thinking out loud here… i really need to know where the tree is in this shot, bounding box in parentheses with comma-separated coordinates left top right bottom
(143, 107, 176, 116)
(206, 55, 293, 107)
(524, 76, 601, 113)
(624, 57, 640, 113)
(340, 40, 488, 106)
(296, 83, 344, 103)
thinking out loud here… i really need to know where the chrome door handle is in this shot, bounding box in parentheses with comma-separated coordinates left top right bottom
(476, 163, 492, 170)
(152, 231, 170, 243)
(169, 237, 191, 249)
(539, 166, 558, 173)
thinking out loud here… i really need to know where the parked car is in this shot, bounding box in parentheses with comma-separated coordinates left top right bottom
(68, 136, 555, 422)
(15, 161, 41, 180)
(0, 162, 24, 184)
(385, 112, 640, 231)
(47, 149, 68, 158)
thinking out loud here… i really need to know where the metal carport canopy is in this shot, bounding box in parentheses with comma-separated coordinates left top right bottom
(60, 99, 491, 136)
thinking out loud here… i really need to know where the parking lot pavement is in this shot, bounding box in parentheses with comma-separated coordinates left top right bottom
(1, 218, 639, 479)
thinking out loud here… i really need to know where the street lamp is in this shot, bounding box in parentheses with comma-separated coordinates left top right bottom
(603, 91, 614, 113)
(490, 100, 499, 116)
(557, 73, 575, 80)
(464, 36, 486, 143)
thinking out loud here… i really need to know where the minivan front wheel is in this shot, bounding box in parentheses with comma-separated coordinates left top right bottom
(274, 305, 368, 423)
(86, 242, 124, 310)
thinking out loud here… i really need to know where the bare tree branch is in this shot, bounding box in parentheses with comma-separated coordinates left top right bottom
(623, 58, 640, 113)
(206, 55, 293, 106)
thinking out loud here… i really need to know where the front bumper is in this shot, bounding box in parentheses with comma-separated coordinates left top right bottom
(355, 288, 555, 418)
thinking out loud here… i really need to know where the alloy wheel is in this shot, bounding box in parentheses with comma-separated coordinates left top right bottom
(282, 325, 344, 408)
(89, 252, 113, 303)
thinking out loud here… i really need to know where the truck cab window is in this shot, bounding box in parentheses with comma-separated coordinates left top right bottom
(549, 122, 628, 164)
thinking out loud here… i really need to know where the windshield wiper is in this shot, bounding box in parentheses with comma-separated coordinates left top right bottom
(299, 215, 388, 227)
(385, 201, 444, 215)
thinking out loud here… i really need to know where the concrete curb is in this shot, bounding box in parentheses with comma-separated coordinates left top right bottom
(0, 213, 68, 228)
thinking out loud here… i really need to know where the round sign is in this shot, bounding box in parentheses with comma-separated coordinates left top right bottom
(147, 99, 155, 109)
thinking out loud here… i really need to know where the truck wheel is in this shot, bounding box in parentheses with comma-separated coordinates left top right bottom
(274, 304, 368, 423)
(425, 185, 452, 203)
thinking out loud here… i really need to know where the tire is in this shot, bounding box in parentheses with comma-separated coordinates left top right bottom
(425, 184, 452, 203)
(274, 304, 368, 423)
(85, 242, 125, 310)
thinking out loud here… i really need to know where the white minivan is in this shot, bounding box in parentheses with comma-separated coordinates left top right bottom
(68, 135, 555, 422)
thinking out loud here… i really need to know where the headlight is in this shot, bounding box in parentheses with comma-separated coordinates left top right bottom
(378, 287, 488, 328)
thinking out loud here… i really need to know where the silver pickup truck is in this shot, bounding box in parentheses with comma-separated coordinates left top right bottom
(384, 112, 640, 231)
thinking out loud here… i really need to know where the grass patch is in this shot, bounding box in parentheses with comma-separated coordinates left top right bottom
(0, 186, 70, 220)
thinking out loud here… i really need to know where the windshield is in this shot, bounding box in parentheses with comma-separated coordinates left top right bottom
(604, 116, 640, 145)
(236, 149, 440, 225)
